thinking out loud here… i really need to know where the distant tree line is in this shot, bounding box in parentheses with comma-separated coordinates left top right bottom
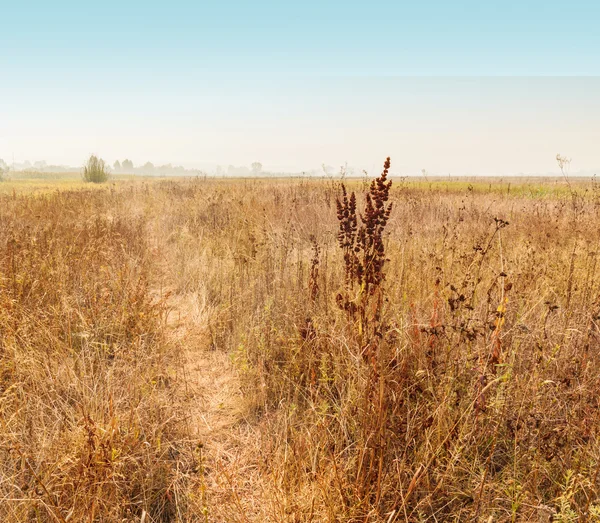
(1, 156, 290, 178)
(113, 159, 202, 176)
(214, 162, 264, 176)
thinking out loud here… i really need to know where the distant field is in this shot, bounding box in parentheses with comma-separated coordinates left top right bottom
(2, 174, 600, 521)
(0, 172, 162, 193)
(1, 170, 595, 197)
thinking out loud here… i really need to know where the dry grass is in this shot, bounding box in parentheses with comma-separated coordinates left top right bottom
(0, 188, 194, 521)
(2, 171, 600, 521)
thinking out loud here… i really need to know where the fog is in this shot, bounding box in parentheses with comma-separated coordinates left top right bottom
(2, 76, 599, 177)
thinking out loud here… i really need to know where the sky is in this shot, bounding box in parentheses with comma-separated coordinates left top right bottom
(1, 0, 599, 175)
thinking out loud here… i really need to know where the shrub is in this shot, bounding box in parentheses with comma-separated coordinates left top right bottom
(82, 154, 110, 183)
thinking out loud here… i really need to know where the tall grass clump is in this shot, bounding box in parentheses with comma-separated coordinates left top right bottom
(82, 154, 110, 183)
(0, 189, 193, 521)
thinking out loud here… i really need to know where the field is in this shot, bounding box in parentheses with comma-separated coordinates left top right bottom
(2, 169, 600, 522)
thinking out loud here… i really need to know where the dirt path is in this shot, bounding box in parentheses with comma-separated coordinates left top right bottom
(147, 209, 270, 521)
(162, 290, 269, 521)
(165, 292, 243, 442)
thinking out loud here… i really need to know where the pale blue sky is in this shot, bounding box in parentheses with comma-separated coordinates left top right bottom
(1, 1, 599, 174)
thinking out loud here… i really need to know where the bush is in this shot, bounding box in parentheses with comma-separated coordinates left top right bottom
(82, 154, 110, 183)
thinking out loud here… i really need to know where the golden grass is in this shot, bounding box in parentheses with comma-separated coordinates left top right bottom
(0, 188, 193, 521)
(0, 173, 156, 195)
(2, 173, 600, 521)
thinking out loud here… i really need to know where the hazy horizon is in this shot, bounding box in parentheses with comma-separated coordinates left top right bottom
(2, 1, 599, 176)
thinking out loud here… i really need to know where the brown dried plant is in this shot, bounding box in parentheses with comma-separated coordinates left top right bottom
(336, 156, 393, 338)
(308, 234, 320, 302)
(335, 157, 394, 506)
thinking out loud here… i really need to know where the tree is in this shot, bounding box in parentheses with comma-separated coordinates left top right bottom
(122, 159, 134, 171)
(251, 162, 263, 175)
(228, 165, 250, 176)
(113, 160, 121, 171)
(82, 154, 109, 183)
(157, 163, 173, 175)
(142, 162, 155, 174)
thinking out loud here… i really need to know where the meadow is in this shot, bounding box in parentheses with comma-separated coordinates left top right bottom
(1, 167, 600, 522)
